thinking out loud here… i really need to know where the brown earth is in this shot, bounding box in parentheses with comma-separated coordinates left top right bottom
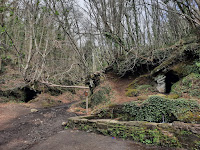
(0, 101, 76, 150)
(105, 73, 138, 104)
(0, 101, 182, 150)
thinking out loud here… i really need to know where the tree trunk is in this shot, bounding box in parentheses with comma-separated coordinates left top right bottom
(0, 57, 2, 72)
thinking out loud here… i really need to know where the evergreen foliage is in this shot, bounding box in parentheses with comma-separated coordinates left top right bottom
(122, 96, 200, 123)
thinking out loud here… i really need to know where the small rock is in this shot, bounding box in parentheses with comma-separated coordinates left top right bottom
(31, 109, 38, 113)
(62, 122, 67, 126)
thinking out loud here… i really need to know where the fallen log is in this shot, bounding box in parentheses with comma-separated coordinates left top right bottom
(41, 81, 89, 89)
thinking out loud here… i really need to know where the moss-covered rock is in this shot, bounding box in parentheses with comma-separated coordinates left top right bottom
(126, 75, 157, 97)
(171, 73, 200, 98)
(171, 61, 200, 77)
(127, 74, 153, 89)
(126, 85, 156, 97)
(137, 95, 148, 100)
(67, 116, 200, 149)
(125, 89, 139, 97)
(151, 37, 200, 77)
(167, 94, 179, 99)
(149, 94, 167, 98)
(0, 85, 39, 102)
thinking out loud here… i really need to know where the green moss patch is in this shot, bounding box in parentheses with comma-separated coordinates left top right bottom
(125, 89, 139, 97)
(172, 61, 200, 77)
(67, 116, 200, 149)
(167, 94, 179, 99)
(127, 74, 153, 89)
(171, 73, 200, 98)
(126, 75, 156, 97)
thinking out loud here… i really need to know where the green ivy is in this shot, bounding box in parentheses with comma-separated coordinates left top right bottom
(122, 96, 200, 123)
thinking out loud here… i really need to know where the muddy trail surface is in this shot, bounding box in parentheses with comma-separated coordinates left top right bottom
(0, 103, 76, 150)
(0, 102, 180, 150)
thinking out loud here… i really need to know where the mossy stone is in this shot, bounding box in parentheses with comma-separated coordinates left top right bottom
(171, 62, 200, 77)
(127, 74, 152, 89)
(171, 73, 200, 98)
(148, 94, 167, 98)
(125, 89, 139, 97)
(126, 74, 156, 97)
(137, 95, 148, 100)
(176, 111, 200, 123)
(167, 94, 179, 99)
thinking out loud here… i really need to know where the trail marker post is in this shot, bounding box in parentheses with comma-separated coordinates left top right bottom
(84, 91, 89, 114)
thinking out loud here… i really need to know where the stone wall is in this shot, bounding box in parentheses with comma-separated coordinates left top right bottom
(67, 116, 200, 149)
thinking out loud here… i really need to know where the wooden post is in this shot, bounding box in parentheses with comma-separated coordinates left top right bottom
(84, 91, 89, 114)
(86, 95, 88, 114)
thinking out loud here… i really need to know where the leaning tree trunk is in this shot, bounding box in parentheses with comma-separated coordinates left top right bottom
(0, 57, 2, 72)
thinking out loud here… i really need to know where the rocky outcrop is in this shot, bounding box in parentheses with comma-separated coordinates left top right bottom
(155, 75, 166, 93)
(0, 84, 39, 102)
(171, 73, 200, 98)
(151, 36, 200, 77)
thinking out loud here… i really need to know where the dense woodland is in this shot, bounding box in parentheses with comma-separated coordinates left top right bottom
(1, 1, 200, 149)
(0, 0, 200, 85)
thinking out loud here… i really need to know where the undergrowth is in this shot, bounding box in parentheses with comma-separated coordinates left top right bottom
(83, 86, 112, 108)
(122, 96, 200, 123)
(96, 96, 200, 123)
(171, 73, 200, 98)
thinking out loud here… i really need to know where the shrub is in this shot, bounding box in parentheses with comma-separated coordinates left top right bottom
(122, 96, 200, 123)
(90, 86, 111, 107)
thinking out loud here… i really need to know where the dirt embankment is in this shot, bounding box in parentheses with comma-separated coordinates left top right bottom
(105, 73, 137, 104)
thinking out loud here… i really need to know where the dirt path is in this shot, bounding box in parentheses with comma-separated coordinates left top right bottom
(0, 103, 76, 150)
(0, 102, 182, 150)
(29, 130, 176, 150)
(105, 73, 137, 104)
(0, 103, 31, 130)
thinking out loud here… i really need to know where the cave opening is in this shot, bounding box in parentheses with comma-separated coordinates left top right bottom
(23, 87, 40, 103)
(165, 71, 180, 93)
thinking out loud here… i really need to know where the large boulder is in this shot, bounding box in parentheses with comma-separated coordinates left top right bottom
(155, 75, 166, 93)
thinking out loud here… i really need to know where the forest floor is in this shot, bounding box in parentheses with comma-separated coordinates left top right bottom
(0, 68, 184, 150)
(0, 100, 178, 150)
